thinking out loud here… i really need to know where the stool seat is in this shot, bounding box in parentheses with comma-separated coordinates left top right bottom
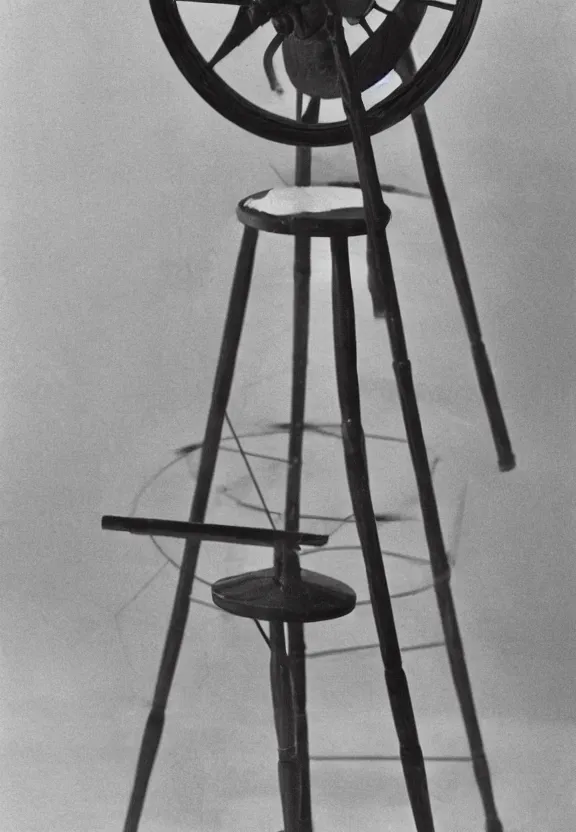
(237, 185, 391, 237)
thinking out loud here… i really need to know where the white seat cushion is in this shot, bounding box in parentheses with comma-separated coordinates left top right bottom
(244, 186, 365, 217)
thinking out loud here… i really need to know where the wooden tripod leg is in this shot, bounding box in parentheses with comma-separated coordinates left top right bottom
(396, 49, 515, 473)
(331, 234, 436, 832)
(282, 121, 316, 832)
(367, 231, 390, 317)
(326, 13, 504, 830)
(375, 231, 505, 832)
(270, 622, 300, 832)
(122, 225, 259, 832)
(269, 229, 313, 832)
(284, 229, 313, 832)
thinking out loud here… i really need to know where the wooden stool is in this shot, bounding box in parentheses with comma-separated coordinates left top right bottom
(116, 184, 504, 832)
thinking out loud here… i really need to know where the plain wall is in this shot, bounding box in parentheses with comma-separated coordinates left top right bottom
(0, 4, 574, 828)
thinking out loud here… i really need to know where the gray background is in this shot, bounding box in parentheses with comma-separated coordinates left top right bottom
(1, 2, 575, 830)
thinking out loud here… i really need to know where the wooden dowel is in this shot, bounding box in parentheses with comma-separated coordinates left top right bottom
(330, 233, 436, 832)
(270, 622, 300, 832)
(102, 515, 328, 548)
(396, 48, 515, 473)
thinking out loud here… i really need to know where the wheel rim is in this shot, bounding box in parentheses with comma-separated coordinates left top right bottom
(149, 0, 482, 146)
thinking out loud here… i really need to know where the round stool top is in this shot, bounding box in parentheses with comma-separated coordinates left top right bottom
(237, 185, 390, 237)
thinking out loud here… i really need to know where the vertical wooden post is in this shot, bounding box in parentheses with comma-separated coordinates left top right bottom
(270, 90, 319, 832)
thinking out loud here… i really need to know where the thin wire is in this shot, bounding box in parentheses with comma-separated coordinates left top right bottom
(269, 163, 290, 187)
(181, 424, 407, 452)
(299, 543, 429, 566)
(112, 561, 171, 700)
(218, 445, 290, 465)
(175, 427, 289, 458)
(355, 566, 452, 604)
(119, 423, 458, 671)
(272, 422, 408, 445)
(213, 418, 442, 660)
(128, 456, 185, 518)
(112, 431, 471, 781)
(402, 639, 445, 653)
(149, 536, 181, 569)
(190, 574, 213, 588)
(307, 639, 444, 660)
(190, 597, 221, 612)
(215, 488, 411, 524)
(126, 448, 217, 611)
(124, 425, 449, 615)
(222, 412, 285, 656)
(224, 412, 277, 530)
(133, 422, 284, 620)
(178, 438, 289, 465)
(322, 511, 356, 540)
(311, 754, 472, 763)
(126, 452, 217, 592)
(115, 562, 169, 619)
(122, 423, 285, 655)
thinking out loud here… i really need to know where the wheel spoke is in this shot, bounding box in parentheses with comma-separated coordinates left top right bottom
(359, 17, 373, 35)
(302, 96, 321, 123)
(208, 6, 270, 68)
(264, 32, 285, 93)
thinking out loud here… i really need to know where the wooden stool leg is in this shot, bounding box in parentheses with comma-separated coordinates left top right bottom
(396, 49, 515, 473)
(271, 229, 314, 832)
(122, 225, 259, 832)
(286, 130, 315, 832)
(286, 232, 314, 832)
(270, 115, 316, 832)
(326, 18, 503, 826)
(270, 621, 301, 832)
(372, 231, 504, 832)
(367, 233, 390, 317)
(331, 234, 436, 832)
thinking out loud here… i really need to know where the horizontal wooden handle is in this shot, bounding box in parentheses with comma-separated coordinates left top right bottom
(101, 515, 328, 548)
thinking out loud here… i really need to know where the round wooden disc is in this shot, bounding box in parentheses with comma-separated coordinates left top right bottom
(211, 567, 357, 623)
(237, 187, 386, 238)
